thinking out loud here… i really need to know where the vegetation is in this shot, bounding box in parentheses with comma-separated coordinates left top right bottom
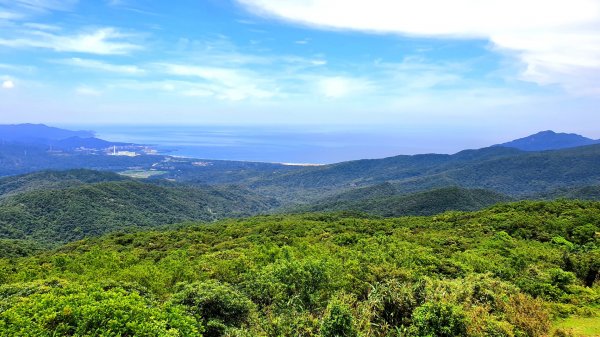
(0, 179, 278, 246)
(249, 144, 600, 202)
(535, 185, 600, 201)
(4, 135, 600, 205)
(1, 200, 598, 336)
(0, 169, 128, 198)
(294, 186, 512, 216)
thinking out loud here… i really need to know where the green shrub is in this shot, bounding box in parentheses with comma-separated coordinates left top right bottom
(0, 283, 199, 337)
(571, 224, 598, 245)
(366, 279, 426, 329)
(321, 295, 358, 337)
(170, 280, 254, 337)
(409, 302, 467, 337)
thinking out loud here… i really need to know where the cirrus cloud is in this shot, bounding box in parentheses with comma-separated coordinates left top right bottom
(0, 27, 141, 55)
(57, 58, 145, 74)
(237, 0, 600, 94)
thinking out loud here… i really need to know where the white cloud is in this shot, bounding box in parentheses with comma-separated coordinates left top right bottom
(159, 63, 277, 100)
(317, 76, 372, 98)
(0, 63, 35, 73)
(238, 0, 600, 94)
(58, 58, 144, 74)
(0, 10, 24, 20)
(0, 27, 141, 55)
(75, 86, 101, 96)
(2, 80, 15, 89)
(22, 22, 60, 30)
(1, 0, 78, 12)
(0, 0, 77, 21)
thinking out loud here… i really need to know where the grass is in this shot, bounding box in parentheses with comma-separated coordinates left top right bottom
(553, 316, 600, 336)
(118, 170, 167, 179)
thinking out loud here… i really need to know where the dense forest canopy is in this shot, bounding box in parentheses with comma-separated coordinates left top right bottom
(1, 200, 598, 336)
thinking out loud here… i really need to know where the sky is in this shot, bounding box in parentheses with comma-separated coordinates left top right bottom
(0, 0, 599, 143)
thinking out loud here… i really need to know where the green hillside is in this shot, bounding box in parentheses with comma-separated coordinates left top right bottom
(1, 200, 598, 336)
(0, 180, 278, 245)
(4, 141, 600, 206)
(248, 144, 600, 202)
(296, 186, 512, 216)
(536, 185, 600, 201)
(0, 169, 127, 198)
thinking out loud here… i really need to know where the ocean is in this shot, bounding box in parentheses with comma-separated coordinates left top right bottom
(83, 125, 485, 164)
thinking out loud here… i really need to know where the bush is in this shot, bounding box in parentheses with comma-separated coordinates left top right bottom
(571, 224, 598, 245)
(552, 328, 575, 337)
(170, 280, 254, 337)
(502, 293, 551, 337)
(365, 279, 426, 329)
(0, 283, 199, 337)
(409, 302, 467, 337)
(321, 295, 358, 337)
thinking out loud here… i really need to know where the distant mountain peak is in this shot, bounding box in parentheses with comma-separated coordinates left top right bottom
(0, 123, 94, 141)
(496, 130, 600, 151)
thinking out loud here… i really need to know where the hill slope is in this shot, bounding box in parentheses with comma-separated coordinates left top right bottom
(250, 144, 600, 201)
(535, 185, 600, 201)
(0, 169, 128, 198)
(297, 186, 512, 216)
(0, 180, 278, 245)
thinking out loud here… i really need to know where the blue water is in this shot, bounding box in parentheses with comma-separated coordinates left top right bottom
(77, 125, 488, 164)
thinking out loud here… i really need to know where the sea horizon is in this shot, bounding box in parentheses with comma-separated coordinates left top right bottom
(59, 124, 502, 164)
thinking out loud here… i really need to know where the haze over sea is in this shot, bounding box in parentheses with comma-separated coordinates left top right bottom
(75, 125, 489, 164)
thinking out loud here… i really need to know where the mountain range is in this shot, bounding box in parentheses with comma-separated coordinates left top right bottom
(1, 124, 600, 247)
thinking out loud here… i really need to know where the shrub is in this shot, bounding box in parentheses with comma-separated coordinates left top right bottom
(321, 295, 358, 337)
(0, 283, 199, 337)
(409, 302, 468, 337)
(170, 280, 254, 337)
(552, 328, 575, 337)
(502, 293, 551, 337)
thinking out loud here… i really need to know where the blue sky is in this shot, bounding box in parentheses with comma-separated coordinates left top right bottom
(1, 0, 599, 142)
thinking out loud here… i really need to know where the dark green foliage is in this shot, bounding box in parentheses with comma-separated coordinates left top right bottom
(296, 186, 511, 216)
(534, 185, 600, 201)
(0, 169, 127, 199)
(0, 239, 45, 258)
(170, 280, 254, 336)
(321, 296, 357, 337)
(249, 144, 600, 202)
(0, 177, 278, 246)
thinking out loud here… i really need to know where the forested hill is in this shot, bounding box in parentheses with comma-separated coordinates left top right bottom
(0, 169, 127, 198)
(250, 144, 600, 200)
(535, 185, 600, 201)
(3, 130, 600, 205)
(294, 186, 512, 216)
(0, 179, 278, 245)
(1, 200, 598, 336)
